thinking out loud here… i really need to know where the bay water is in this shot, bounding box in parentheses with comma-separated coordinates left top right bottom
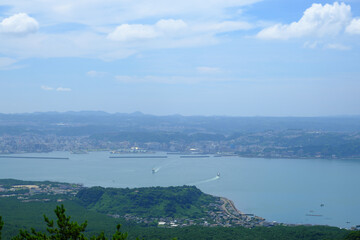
(0, 151, 359, 228)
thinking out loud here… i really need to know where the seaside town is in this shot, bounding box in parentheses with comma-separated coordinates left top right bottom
(0, 181, 82, 202)
(1, 130, 360, 159)
(118, 197, 275, 228)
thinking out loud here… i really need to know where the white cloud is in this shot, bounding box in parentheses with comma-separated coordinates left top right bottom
(41, 86, 72, 91)
(303, 41, 351, 50)
(303, 41, 320, 49)
(197, 21, 253, 33)
(1, 0, 262, 26)
(257, 2, 352, 40)
(115, 76, 137, 83)
(0, 13, 39, 35)
(107, 19, 187, 41)
(197, 67, 221, 74)
(115, 75, 194, 84)
(115, 75, 231, 84)
(107, 24, 158, 41)
(41, 85, 54, 91)
(56, 87, 72, 92)
(0, 57, 17, 69)
(0, 1, 259, 59)
(108, 19, 253, 42)
(325, 43, 351, 50)
(108, 19, 189, 42)
(86, 70, 107, 77)
(155, 19, 187, 34)
(0, 31, 136, 60)
(346, 18, 360, 34)
(99, 49, 137, 62)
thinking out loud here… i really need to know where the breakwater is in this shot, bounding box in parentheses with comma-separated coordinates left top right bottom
(180, 155, 210, 158)
(0, 156, 69, 160)
(109, 156, 168, 159)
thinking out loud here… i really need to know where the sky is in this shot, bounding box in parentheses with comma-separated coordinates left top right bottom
(0, 0, 360, 116)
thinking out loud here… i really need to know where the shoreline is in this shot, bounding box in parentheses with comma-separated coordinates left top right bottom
(1, 151, 359, 161)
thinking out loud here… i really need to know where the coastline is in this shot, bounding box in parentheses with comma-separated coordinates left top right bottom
(1, 150, 360, 160)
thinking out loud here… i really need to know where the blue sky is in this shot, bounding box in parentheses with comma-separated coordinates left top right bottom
(1, 0, 360, 116)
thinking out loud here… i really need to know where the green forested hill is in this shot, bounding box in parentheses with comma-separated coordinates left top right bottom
(76, 185, 216, 219)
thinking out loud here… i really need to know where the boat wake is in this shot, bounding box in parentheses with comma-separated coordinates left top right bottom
(152, 159, 177, 174)
(189, 175, 220, 185)
(152, 167, 161, 174)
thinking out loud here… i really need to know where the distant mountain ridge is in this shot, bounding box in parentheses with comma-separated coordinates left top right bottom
(1, 111, 360, 134)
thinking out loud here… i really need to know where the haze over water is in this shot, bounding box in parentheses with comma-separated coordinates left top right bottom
(0, 151, 359, 228)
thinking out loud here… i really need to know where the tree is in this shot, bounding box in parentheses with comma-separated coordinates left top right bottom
(12, 205, 130, 240)
(0, 216, 4, 240)
(344, 231, 360, 240)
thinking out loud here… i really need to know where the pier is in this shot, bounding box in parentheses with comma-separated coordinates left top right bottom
(180, 155, 210, 158)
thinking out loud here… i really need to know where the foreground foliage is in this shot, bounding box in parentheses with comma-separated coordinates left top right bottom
(11, 205, 132, 240)
(1, 203, 359, 240)
(344, 231, 360, 240)
(0, 216, 4, 240)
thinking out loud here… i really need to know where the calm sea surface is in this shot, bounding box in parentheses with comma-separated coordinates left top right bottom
(0, 151, 359, 228)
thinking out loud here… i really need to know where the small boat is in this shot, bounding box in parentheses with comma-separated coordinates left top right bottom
(217, 172, 220, 177)
(152, 169, 155, 174)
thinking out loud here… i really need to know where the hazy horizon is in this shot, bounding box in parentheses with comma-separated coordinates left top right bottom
(1, 110, 360, 118)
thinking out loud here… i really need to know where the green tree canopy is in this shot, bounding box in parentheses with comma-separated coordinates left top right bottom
(344, 231, 360, 240)
(0, 216, 4, 240)
(12, 205, 130, 240)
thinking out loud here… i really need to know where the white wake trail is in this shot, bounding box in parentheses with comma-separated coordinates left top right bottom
(189, 175, 220, 185)
(152, 159, 177, 174)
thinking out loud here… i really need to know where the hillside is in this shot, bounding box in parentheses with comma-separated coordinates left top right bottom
(76, 185, 216, 219)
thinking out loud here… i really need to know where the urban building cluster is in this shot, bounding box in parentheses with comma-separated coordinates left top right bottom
(1, 130, 359, 159)
(110, 197, 275, 228)
(0, 182, 82, 202)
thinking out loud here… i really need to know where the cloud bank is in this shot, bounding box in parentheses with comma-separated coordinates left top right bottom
(0, 0, 262, 25)
(107, 19, 252, 42)
(0, 0, 259, 60)
(257, 2, 354, 40)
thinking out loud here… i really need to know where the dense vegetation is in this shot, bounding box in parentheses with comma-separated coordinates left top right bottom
(0, 215, 3, 240)
(76, 186, 216, 218)
(4, 205, 137, 240)
(1, 203, 360, 240)
(1, 194, 359, 240)
(0, 197, 126, 239)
